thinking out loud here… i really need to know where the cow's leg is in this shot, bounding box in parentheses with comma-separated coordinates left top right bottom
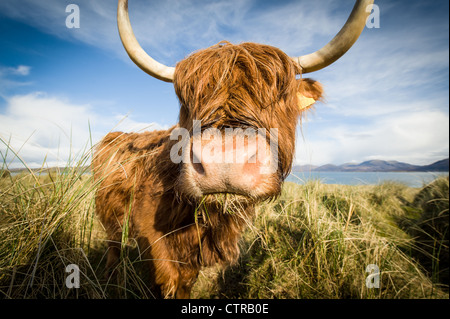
(175, 267, 199, 299)
(106, 240, 121, 273)
(158, 275, 196, 299)
(104, 226, 123, 279)
(153, 260, 179, 298)
(136, 237, 177, 298)
(148, 256, 198, 298)
(175, 285, 191, 299)
(95, 199, 125, 279)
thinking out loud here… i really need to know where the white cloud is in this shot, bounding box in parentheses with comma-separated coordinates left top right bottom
(0, 65, 33, 98)
(13, 65, 31, 76)
(296, 110, 449, 166)
(0, 92, 167, 168)
(3, 65, 31, 76)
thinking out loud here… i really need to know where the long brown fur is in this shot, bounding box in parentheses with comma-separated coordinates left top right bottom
(92, 42, 323, 298)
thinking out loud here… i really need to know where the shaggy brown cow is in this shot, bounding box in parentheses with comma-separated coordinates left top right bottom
(93, 0, 373, 298)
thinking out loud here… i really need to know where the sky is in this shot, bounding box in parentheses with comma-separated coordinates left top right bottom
(0, 0, 448, 169)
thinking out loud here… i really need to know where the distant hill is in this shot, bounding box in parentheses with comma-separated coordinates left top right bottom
(292, 158, 449, 172)
(419, 158, 449, 172)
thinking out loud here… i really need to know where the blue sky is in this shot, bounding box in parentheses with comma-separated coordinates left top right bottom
(0, 0, 448, 168)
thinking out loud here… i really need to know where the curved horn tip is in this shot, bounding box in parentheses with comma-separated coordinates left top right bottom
(293, 0, 375, 74)
(117, 0, 175, 82)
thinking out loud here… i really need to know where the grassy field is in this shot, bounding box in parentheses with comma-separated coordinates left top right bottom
(0, 165, 448, 299)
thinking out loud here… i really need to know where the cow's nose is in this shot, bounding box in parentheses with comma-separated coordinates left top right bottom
(190, 132, 274, 194)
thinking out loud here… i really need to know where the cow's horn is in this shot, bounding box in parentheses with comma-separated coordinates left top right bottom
(118, 0, 373, 81)
(117, 0, 175, 82)
(292, 0, 374, 73)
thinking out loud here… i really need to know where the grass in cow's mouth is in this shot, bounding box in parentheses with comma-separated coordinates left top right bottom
(200, 193, 250, 211)
(194, 193, 250, 232)
(197, 193, 255, 230)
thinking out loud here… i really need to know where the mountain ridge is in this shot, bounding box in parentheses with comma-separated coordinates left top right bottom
(292, 158, 449, 172)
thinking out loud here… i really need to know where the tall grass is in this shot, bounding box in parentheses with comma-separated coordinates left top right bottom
(0, 140, 103, 298)
(192, 180, 449, 299)
(0, 141, 448, 298)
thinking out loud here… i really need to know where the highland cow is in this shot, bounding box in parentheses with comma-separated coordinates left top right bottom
(92, 0, 373, 298)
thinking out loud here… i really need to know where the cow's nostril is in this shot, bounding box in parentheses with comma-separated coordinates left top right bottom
(191, 148, 205, 175)
(192, 162, 205, 175)
(248, 153, 257, 164)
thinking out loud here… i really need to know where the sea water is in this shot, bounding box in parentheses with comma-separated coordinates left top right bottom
(286, 171, 449, 188)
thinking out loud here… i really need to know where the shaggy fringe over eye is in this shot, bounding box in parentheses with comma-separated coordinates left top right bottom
(174, 41, 301, 127)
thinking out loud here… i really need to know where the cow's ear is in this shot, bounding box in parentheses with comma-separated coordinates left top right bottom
(296, 78, 324, 111)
